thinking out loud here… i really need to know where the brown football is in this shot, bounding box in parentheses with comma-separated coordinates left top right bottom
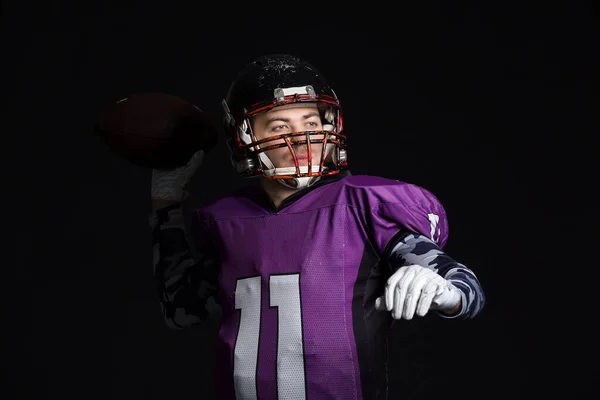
(94, 92, 218, 169)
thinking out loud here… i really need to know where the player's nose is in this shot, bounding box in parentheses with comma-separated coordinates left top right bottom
(290, 129, 306, 142)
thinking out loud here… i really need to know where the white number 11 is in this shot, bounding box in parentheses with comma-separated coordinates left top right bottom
(234, 274, 307, 400)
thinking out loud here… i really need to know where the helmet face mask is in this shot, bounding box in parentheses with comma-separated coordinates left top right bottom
(222, 54, 347, 189)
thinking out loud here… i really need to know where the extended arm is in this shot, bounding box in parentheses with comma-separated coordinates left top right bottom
(378, 231, 485, 320)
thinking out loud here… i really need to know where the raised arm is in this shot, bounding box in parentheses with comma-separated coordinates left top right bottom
(150, 151, 220, 329)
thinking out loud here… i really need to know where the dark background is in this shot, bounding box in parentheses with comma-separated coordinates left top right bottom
(4, 2, 596, 399)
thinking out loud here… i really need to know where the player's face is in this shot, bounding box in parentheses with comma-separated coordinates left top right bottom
(252, 105, 325, 168)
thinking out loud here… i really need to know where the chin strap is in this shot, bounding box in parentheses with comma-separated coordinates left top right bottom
(277, 174, 321, 190)
(262, 165, 322, 189)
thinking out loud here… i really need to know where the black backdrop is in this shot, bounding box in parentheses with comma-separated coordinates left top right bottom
(4, 2, 595, 399)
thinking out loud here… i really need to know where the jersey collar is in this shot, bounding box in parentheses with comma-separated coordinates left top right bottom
(266, 169, 352, 212)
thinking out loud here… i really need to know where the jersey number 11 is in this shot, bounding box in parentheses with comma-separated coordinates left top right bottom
(234, 274, 307, 400)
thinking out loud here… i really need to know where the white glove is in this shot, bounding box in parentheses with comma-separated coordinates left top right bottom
(375, 264, 462, 320)
(151, 151, 204, 202)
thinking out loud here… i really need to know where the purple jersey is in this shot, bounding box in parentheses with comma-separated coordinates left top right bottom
(190, 174, 449, 400)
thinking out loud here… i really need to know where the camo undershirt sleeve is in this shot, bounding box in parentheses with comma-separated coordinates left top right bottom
(385, 232, 485, 319)
(149, 204, 220, 329)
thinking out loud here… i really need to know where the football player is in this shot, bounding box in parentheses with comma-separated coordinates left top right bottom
(149, 54, 485, 400)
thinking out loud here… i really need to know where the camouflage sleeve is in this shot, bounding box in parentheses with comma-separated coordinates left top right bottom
(385, 232, 485, 319)
(150, 204, 220, 329)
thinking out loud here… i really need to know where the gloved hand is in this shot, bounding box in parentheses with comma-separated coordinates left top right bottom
(151, 150, 204, 202)
(375, 264, 462, 320)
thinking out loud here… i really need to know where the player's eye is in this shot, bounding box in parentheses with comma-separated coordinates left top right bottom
(271, 124, 289, 132)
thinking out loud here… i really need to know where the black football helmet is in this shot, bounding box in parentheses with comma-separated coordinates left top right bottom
(222, 54, 347, 189)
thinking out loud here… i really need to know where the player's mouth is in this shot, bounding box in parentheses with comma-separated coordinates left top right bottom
(289, 152, 309, 162)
